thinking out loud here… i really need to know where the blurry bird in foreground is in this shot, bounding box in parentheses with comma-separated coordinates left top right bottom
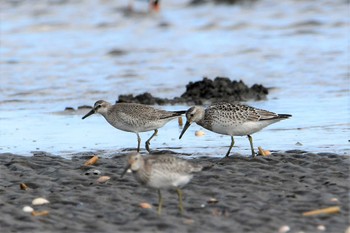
(121, 153, 204, 215)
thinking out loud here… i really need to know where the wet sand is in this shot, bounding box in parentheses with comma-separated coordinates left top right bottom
(0, 151, 349, 233)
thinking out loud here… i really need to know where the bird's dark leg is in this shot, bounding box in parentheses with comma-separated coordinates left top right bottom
(247, 135, 255, 157)
(145, 129, 158, 153)
(225, 136, 235, 157)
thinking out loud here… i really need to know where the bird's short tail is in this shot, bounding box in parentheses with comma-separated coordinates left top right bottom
(174, 110, 186, 115)
(278, 114, 292, 119)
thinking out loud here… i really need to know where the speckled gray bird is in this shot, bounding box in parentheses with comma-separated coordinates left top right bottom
(179, 102, 292, 157)
(121, 152, 203, 215)
(82, 100, 185, 152)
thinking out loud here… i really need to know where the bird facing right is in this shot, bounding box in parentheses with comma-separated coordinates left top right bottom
(179, 102, 292, 157)
(121, 152, 203, 215)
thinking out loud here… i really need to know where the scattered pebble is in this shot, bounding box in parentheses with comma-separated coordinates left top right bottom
(32, 197, 50, 205)
(183, 218, 194, 225)
(295, 142, 303, 146)
(139, 202, 152, 209)
(31, 210, 49, 216)
(22, 206, 34, 213)
(96, 176, 110, 184)
(195, 130, 205, 137)
(330, 197, 339, 202)
(317, 225, 326, 231)
(20, 183, 29, 190)
(278, 225, 290, 233)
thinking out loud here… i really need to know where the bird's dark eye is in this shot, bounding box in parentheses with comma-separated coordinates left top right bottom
(190, 113, 194, 117)
(96, 104, 101, 109)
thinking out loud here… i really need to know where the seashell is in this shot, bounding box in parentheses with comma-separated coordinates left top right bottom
(20, 183, 29, 190)
(302, 206, 340, 216)
(329, 197, 339, 202)
(139, 202, 152, 209)
(178, 116, 183, 126)
(22, 206, 34, 213)
(84, 155, 99, 166)
(258, 147, 271, 156)
(31, 210, 49, 216)
(96, 176, 110, 183)
(317, 225, 326, 231)
(278, 225, 290, 233)
(32, 197, 50, 205)
(207, 198, 219, 204)
(195, 130, 205, 137)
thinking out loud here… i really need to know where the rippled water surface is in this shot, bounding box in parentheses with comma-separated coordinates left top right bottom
(1, 0, 349, 157)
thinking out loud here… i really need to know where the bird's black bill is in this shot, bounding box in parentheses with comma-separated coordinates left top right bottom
(179, 121, 191, 139)
(120, 164, 131, 178)
(82, 109, 95, 120)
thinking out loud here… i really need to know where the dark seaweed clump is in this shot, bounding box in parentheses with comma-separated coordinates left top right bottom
(117, 77, 268, 105)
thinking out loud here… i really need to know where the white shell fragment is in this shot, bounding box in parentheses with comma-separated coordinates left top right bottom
(317, 225, 326, 231)
(278, 225, 290, 233)
(32, 197, 50, 205)
(22, 206, 34, 213)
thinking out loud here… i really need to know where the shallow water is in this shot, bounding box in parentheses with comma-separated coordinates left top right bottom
(0, 0, 349, 157)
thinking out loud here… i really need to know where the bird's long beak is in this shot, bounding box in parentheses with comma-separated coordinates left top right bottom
(82, 109, 95, 120)
(120, 164, 131, 178)
(179, 121, 191, 139)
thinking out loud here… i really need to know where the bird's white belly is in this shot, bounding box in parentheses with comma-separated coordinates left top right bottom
(211, 121, 276, 136)
(148, 171, 192, 189)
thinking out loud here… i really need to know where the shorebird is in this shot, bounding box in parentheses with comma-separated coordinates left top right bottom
(82, 100, 185, 152)
(121, 153, 203, 215)
(179, 102, 292, 157)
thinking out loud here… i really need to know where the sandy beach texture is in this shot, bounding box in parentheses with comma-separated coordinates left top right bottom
(0, 151, 349, 233)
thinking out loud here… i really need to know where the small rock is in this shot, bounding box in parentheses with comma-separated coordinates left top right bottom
(207, 198, 219, 204)
(31, 210, 49, 216)
(20, 183, 29, 190)
(183, 218, 194, 224)
(85, 169, 101, 176)
(139, 202, 152, 209)
(317, 225, 326, 231)
(195, 130, 205, 137)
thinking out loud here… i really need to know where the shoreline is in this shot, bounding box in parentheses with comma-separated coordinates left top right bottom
(0, 151, 349, 233)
